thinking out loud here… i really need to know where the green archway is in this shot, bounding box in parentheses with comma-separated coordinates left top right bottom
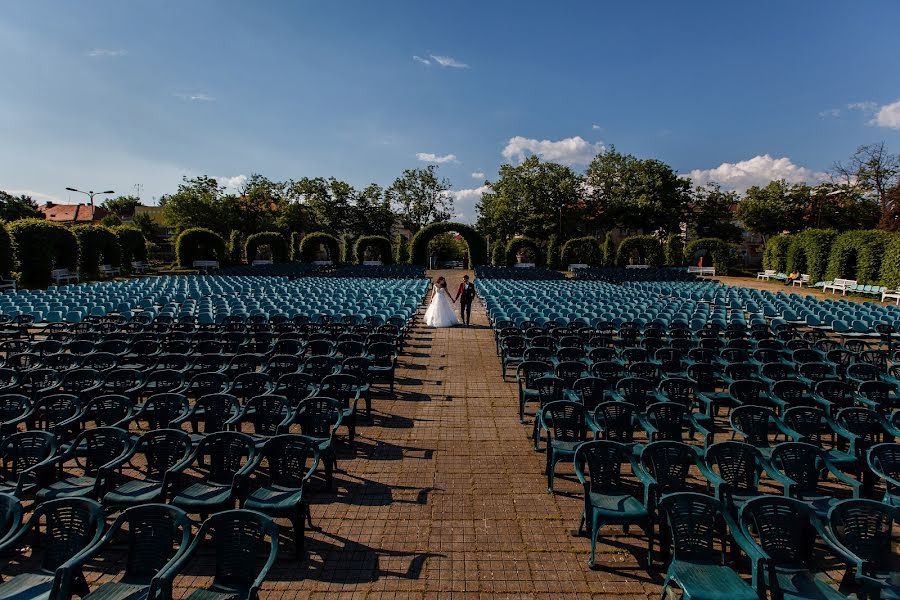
(245, 232, 290, 263)
(683, 238, 733, 275)
(826, 230, 892, 283)
(762, 234, 792, 273)
(505, 237, 543, 267)
(560, 237, 603, 267)
(298, 231, 341, 263)
(615, 235, 664, 267)
(409, 222, 487, 267)
(786, 229, 837, 283)
(6, 218, 78, 285)
(176, 228, 226, 268)
(354, 235, 394, 264)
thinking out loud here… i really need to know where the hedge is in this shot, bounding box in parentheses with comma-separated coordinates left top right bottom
(6, 219, 78, 285)
(0, 222, 13, 278)
(826, 230, 893, 284)
(762, 234, 792, 273)
(354, 235, 394, 264)
(340, 235, 354, 264)
(228, 230, 244, 265)
(73, 225, 121, 277)
(176, 228, 227, 268)
(113, 226, 147, 268)
(615, 235, 664, 267)
(245, 232, 290, 263)
(395, 234, 410, 264)
(785, 229, 837, 283)
(505, 236, 543, 267)
(546, 235, 561, 270)
(490, 240, 504, 266)
(602, 233, 616, 267)
(880, 236, 900, 288)
(665, 234, 684, 267)
(290, 232, 302, 262)
(298, 232, 340, 263)
(683, 238, 733, 275)
(409, 222, 487, 266)
(561, 236, 603, 267)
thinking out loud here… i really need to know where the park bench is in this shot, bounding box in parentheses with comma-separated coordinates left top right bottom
(687, 266, 716, 276)
(514, 263, 536, 268)
(568, 264, 589, 271)
(757, 269, 776, 280)
(100, 264, 121, 278)
(625, 264, 651, 269)
(882, 287, 900, 305)
(193, 260, 220, 272)
(0, 278, 15, 293)
(823, 278, 858, 295)
(51, 268, 79, 285)
(130, 261, 149, 274)
(791, 274, 810, 287)
(252, 260, 273, 266)
(363, 260, 383, 266)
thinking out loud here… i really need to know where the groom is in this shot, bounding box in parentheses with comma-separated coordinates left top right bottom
(455, 275, 476, 326)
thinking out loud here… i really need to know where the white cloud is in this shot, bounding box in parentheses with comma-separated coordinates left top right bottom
(501, 135, 605, 166)
(412, 55, 431, 66)
(684, 154, 828, 193)
(429, 54, 468, 69)
(818, 108, 841, 118)
(449, 185, 490, 223)
(848, 101, 878, 112)
(174, 93, 215, 102)
(471, 171, 485, 179)
(213, 175, 247, 192)
(3, 189, 60, 203)
(416, 152, 457, 164)
(87, 48, 126, 57)
(592, 124, 602, 130)
(871, 100, 900, 130)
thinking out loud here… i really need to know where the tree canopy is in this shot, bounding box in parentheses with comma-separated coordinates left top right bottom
(386, 165, 453, 234)
(0, 191, 41, 222)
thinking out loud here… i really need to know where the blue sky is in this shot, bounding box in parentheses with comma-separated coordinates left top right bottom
(2, 1, 899, 222)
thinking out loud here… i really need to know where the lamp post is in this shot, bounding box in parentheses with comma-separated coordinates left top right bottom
(65, 187, 115, 220)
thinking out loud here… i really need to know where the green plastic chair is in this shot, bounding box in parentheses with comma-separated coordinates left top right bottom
(0, 494, 21, 545)
(102, 429, 193, 509)
(36, 427, 132, 503)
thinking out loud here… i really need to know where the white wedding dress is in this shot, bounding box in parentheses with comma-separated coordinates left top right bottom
(424, 286, 460, 328)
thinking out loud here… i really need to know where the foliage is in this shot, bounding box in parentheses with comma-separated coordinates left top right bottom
(101, 195, 141, 218)
(762, 234, 792, 272)
(228, 230, 244, 265)
(880, 236, 900, 288)
(6, 219, 78, 285)
(688, 184, 743, 242)
(350, 184, 396, 238)
(386, 165, 453, 234)
(825, 230, 894, 283)
(615, 235, 664, 267)
(832, 142, 900, 229)
(100, 214, 122, 228)
(584, 147, 691, 234)
(131, 213, 155, 240)
(476, 156, 585, 241)
(409, 222, 487, 266)
(73, 225, 122, 277)
(546, 235, 561, 270)
(298, 232, 340, 263)
(340, 235, 354, 263)
(394, 234, 410, 264)
(113, 226, 147, 267)
(665, 234, 684, 267)
(290, 232, 302, 262)
(354, 235, 393, 264)
(560, 237, 603, 267)
(683, 238, 734, 275)
(602, 232, 616, 267)
(175, 228, 227, 268)
(428, 233, 468, 262)
(490, 240, 504, 266)
(0, 191, 40, 222)
(736, 180, 797, 240)
(505, 237, 543, 267)
(288, 177, 353, 234)
(785, 228, 838, 283)
(0, 222, 12, 277)
(245, 232, 290, 263)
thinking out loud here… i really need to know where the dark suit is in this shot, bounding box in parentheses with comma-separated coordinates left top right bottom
(456, 281, 476, 325)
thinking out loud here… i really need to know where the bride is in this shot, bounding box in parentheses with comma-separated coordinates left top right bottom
(424, 276, 460, 328)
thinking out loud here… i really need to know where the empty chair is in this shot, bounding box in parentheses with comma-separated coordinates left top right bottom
(292, 397, 342, 490)
(0, 494, 21, 544)
(540, 401, 595, 492)
(35, 427, 132, 503)
(766, 442, 861, 518)
(103, 429, 193, 508)
(173, 393, 241, 445)
(0, 431, 57, 497)
(866, 443, 900, 507)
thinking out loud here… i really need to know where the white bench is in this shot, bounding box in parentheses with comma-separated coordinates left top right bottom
(131, 261, 149, 274)
(0, 278, 15, 293)
(882, 288, 900, 305)
(823, 278, 857, 295)
(626, 264, 651, 269)
(100, 264, 121, 278)
(757, 270, 776, 280)
(251, 260, 273, 266)
(514, 263, 536, 268)
(688, 266, 716, 276)
(51, 268, 79, 285)
(791, 274, 810, 287)
(363, 260, 383, 266)
(192, 260, 219, 272)
(568, 264, 589, 271)
(311, 260, 333, 266)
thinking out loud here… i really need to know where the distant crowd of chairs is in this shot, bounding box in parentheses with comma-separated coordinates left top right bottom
(571, 267, 703, 283)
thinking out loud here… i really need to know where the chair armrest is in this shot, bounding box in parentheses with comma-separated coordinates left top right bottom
(773, 418, 805, 442)
(250, 525, 280, 598)
(821, 455, 862, 495)
(760, 457, 798, 495)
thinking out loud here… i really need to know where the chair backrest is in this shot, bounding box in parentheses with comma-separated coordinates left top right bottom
(84, 394, 134, 427)
(198, 510, 278, 592)
(260, 435, 318, 489)
(28, 498, 105, 572)
(657, 377, 695, 407)
(769, 442, 823, 494)
(143, 394, 190, 430)
(592, 401, 634, 443)
(31, 393, 81, 431)
(573, 440, 637, 496)
(195, 394, 241, 434)
(533, 377, 566, 406)
(704, 441, 761, 492)
(658, 492, 723, 564)
(645, 402, 686, 441)
(116, 504, 192, 583)
(542, 401, 588, 442)
(739, 495, 816, 568)
(137, 429, 192, 480)
(571, 377, 607, 411)
(0, 493, 22, 541)
(293, 397, 341, 438)
(640, 441, 697, 493)
(867, 443, 900, 498)
(195, 432, 255, 485)
(836, 407, 889, 447)
(827, 499, 896, 572)
(1, 430, 56, 486)
(0, 393, 30, 424)
(781, 406, 827, 445)
(67, 427, 131, 474)
(244, 395, 291, 436)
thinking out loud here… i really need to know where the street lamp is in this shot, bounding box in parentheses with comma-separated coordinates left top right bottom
(65, 187, 115, 219)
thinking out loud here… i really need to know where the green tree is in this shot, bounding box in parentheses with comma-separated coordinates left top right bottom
(160, 176, 232, 236)
(832, 142, 900, 229)
(476, 155, 584, 240)
(101, 195, 142, 217)
(100, 214, 122, 228)
(584, 146, 691, 234)
(385, 165, 453, 234)
(0, 191, 40, 222)
(235, 174, 283, 235)
(131, 213, 155, 240)
(288, 177, 354, 234)
(428, 232, 466, 261)
(350, 183, 396, 237)
(735, 180, 791, 241)
(688, 183, 743, 242)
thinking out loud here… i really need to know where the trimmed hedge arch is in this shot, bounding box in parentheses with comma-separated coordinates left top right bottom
(394, 234, 410, 264)
(290, 232, 302, 262)
(354, 235, 394, 264)
(298, 232, 340, 263)
(785, 229, 837, 283)
(762, 234, 792, 273)
(176, 228, 227, 268)
(113, 226, 147, 268)
(245, 232, 290, 263)
(6, 219, 78, 285)
(0, 222, 13, 278)
(409, 222, 487, 267)
(74, 225, 122, 277)
(505, 237, 543, 267)
(826, 230, 893, 283)
(546, 235, 561, 270)
(602, 233, 616, 267)
(561, 236, 603, 267)
(665, 234, 684, 267)
(615, 235, 664, 267)
(228, 231, 244, 265)
(490, 240, 504, 266)
(683, 238, 733, 275)
(880, 236, 900, 288)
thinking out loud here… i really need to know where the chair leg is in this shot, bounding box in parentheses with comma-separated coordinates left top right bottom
(293, 504, 306, 560)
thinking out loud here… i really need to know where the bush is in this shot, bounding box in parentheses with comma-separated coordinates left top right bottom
(826, 230, 894, 283)
(73, 225, 122, 277)
(176, 228, 227, 268)
(395, 234, 410, 264)
(665, 234, 684, 267)
(602, 233, 616, 267)
(561, 236, 603, 267)
(489, 240, 504, 266)
(785, 229, 837, 283)
(7, 219, 78, 285)
(615, 235, 664, 267)
(762, 234, 792, 272)
(409, 222, 487, 266)
(298, 232, 341, 263)
(340, 235, 354, 264)
(228, 230, 244, 265)
(546, 235, 561, 270)
(505, 236, 543, 267)
(245, 232, 290, 263)
(683, 238, 734, 275)
(0, 222, 13, 278)
(113, 226, 147, 268)
(290, 232, 301, 262)
(353, 235, 393, 264)
(880, 236, 900, 288)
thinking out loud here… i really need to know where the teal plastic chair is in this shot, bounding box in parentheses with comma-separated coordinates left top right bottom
(102, 429, 193, 509)
(0, 494, 21, 545)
